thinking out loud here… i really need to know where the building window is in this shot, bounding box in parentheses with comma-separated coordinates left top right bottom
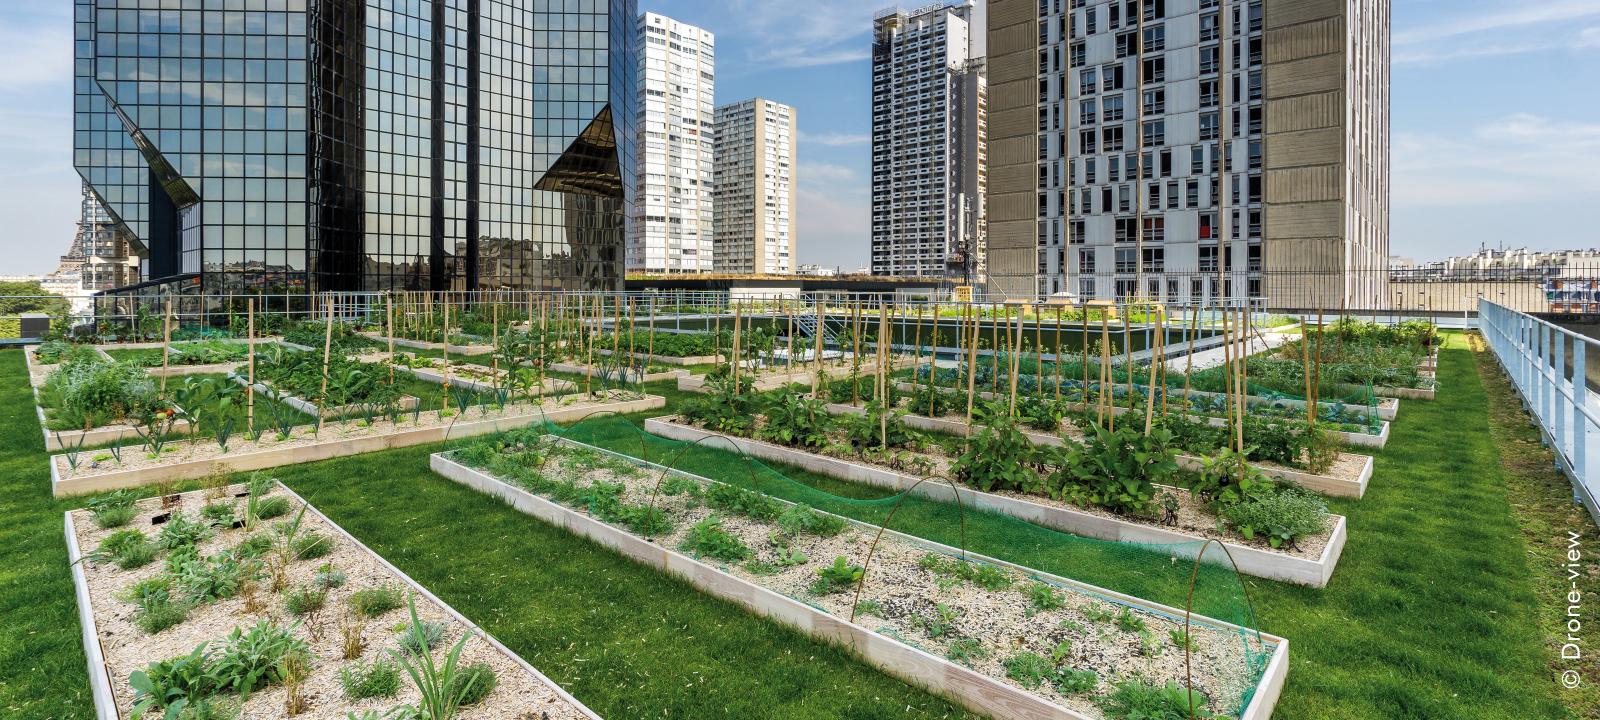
(1143, 217, 1165, 244)
(1115, 247, 1137, 272)
(1079, 129, 1097, 153)
(1079, 277, 1096, 298)
(1103, 125, 1124, 152)
(1079, 248, 1096, 272)
(1143, 88, 1165, 115)
(1199, 112, 1219, 140)
(1116, 32, 1136, 58)
(1200, 46, 1218, 74)
(1142, 57, 1165, 84)
(1143, 0, 1165, 22)
(1080, 68, 1098, 95)
(1102, 64, 1124, 91)
(1200, 13, 1219, 41)
(1115, 217, 1137, 242)
(1103, 95, 1124, 122)
(1199, 245, 1218, 272)
(1142, 119, 1164, 146)
(1079, 99, 1097, 125)
(1143, 26, 1165, 53)
(1200, 79, 1218, 108)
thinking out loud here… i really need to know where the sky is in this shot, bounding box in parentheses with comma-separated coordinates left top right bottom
(1, 0, 1597, 275)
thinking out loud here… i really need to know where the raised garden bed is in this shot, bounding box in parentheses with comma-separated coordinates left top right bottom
(230, 374, 422, 420)
(824, 403, 1373, 499)
(50, 391, 665, 496)
(595, 347, 723, 366)
(645, 416, 1348, 587)
(679, 358, 914, 394)
(66, 481, 598, 719)
(893, 381, 1390, 450)
(548, 360, 689, 383)
(432, 438, 1289, 720)
(360, 331, 493, 356)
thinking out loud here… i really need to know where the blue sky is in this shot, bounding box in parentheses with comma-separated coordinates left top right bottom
(2, 0, 1597, 275)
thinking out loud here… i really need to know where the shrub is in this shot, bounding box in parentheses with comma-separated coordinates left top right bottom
(776, 503, 847, 537)
(96, 528, 158, 569)
(284, 585, 328, 616)
(1096, 680, 1213, 720)
(340, 660, 401, 700)
(254, 496, 291, 519)
(1220, 486, 1330, 549)
(350, 586, 405, 618)
(757, 393, 833, 448)
(396, 619, 448, 656)
(1056, 424, 1177, 515)
(292, 531, 333, 560)
(951, 404, 1041, 493)
(447, 661, 497, 705)
(87, 489, 139, 528)
(313, 563, 348, 589)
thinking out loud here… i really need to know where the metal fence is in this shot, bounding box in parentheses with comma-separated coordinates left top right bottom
(1480, 299, 1600, 527)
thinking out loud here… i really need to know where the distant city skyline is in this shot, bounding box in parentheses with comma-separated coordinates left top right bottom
(1, 0, 1598, 275)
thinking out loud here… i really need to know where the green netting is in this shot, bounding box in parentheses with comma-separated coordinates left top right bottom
(439, 411, 1277, 719)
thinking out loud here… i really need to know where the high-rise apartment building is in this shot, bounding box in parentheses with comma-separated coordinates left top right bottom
(71, 182, 140, 291)
(631, 12, 715, 274)
(986, 0, 1390, 307)
(73, 0, 639, 297)
(870, 2, 987, 283)
(712, 98, 796, 275)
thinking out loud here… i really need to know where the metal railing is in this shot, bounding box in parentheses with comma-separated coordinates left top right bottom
(1480, 299, 1600, 527)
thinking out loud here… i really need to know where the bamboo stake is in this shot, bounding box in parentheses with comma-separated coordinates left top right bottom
(851, 300, 862, 405)
(1082, 307, 1090, 405)
(1235, 304, 1246, 452)
(1008, 305, 1022, 416)
(491, 300, 500, 378)
(584, 295, 595, 395)
(1183, 304, 1198, 406)
(246, 299, 255, 431)
(786, 299, 795, 376)
(965, 302, 979, 425)
(160, 299, 172, 393)
(879, 309, 888, 447)
(441, 298, 452, 403)
(387, 294, 395, 385)
(627, 299, 637, 384)
(990, 306, 1002, 393)
(319, 298, 333, 427)
(1144, 307, 1160, 434)
(731, 300, 743, 395)
(927, 301, 939, 418)
(912, 301, 925, 387)
(812, 297, 824, 399)
(1099, 312, 1111, 428)
(1054, 305, 1063, 403)
(648, 298, 657, 362)
(1122, 309, 1134, 402)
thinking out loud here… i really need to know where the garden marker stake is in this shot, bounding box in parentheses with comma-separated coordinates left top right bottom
(786, 299, 795, 375)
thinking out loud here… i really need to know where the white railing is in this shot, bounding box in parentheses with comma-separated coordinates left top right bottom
(1480, 299, 1600, 526)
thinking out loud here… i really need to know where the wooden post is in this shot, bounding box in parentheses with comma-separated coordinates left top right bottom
(160, 299, 172, 393)
(911, 302, 925, 389)
(584, 295, 596, 395)
(1099, 312, 1111, 428)
(246, 299, 255, 430)
(386, 294, 395, 385)
(989, 305, 1002, 393)
(441, 299, 452, 402)
(1183, 304, 1199, 406)
(878, 308, 888, 446)
(1081, 307, 1090, 404)
(1008, 305, 1022, 416)
(851, 300, 862, 405)
(627, 298, 637, 384)
(648, 297, 657, 362)
(1122, 309, 1134, 402)
(1235, 304, 1246, 452)
(786, 299, 795, 376)
(927, 301, 939, 418)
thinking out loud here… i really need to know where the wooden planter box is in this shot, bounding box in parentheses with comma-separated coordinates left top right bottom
(65, 482, 602, 720)
(431, 451, 1290, 720)
(645, 417, 1347, 587)
(49, 394, 665, 497)
(894, 382, 1390, 450)
(24, 347, 199, 451)
(824, 404, 1373, 499)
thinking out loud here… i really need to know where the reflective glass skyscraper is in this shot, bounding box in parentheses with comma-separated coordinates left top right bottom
(73, 0, 637, 295)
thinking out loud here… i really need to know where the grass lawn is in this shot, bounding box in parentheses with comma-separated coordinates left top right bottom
(0, 332, 1588, 719)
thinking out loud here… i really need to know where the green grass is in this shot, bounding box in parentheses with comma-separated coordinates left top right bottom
(0, 335, 1584, 719)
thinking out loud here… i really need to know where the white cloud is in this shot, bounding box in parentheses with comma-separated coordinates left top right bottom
(1579, 26, 1600, 47)
(0, 19, 72, 87)
(799, 161, 859, 185)
(1394, 0, 1600, 45)
(1395, 114, 1600, 209)
(712, 0, 878, 70)
(799, 131, 870, 147)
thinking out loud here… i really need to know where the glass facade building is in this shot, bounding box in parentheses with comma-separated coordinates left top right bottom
(73, 0, 637, 296)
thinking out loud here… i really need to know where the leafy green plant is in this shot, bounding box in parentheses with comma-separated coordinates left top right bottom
(93, 528, 158, 569)
(951, 403, 1041, 493)
(811, 555, 865, 595)
(157, 512, 213, 551)
(705, 483, 784, 521)
(758, 393, 833, 448)
(945, 638, 988, 667)
(1057, 424, 1178, 516)
(915, 603, 961, 638)
(173, 553, 249, 603)
(386, 596, 482, 720)
(842, 401, 915, 451)
(129, 643, 217, 718)
(1169, 628, 1195, 652)
(918, 553, 1014, 591)
(1115, 608, 1146, 633)
(200, 501, 236, 528)
(396, 618, 448, 657)
(680, 516, 750, 563)
(254, 496, 291, 520)
(209, 620, 311, 697)
(1219, 485, 1330, 549)
(1193, 449, 1271, 508)
(340, 659, 401, 700)
(1023, 582, 1064, 613)
(313, 563, 348, 589)
(293, 531, 333, 560)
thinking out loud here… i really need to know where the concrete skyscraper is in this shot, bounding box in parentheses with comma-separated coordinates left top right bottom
(712, 98, 796, 275)
(869, 2, 987, 284)
(631, 12, 716, 274)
